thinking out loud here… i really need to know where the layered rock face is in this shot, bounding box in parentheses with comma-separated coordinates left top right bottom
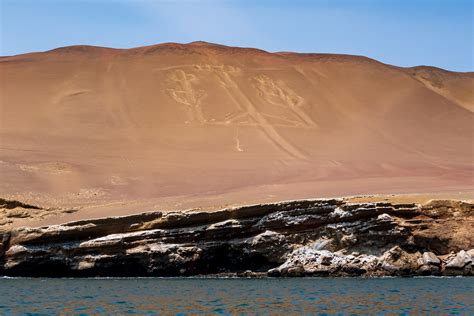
(0, 199, 472, 277)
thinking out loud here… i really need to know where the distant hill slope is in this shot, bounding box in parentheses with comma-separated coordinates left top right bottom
(1, 42, 473, 215)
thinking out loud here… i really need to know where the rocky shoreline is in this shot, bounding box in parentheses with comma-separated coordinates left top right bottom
(1, 199, 472, 277)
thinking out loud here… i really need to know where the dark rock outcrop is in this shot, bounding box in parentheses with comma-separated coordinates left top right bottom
(0, 199, 472, 277)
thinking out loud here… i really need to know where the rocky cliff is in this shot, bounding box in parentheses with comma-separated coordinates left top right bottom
(1, 199, 472, 277)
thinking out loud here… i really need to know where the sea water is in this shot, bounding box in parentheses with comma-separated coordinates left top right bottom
(0, 277, 473, 315)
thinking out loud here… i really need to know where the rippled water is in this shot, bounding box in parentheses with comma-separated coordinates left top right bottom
(0, 277, 473, 314)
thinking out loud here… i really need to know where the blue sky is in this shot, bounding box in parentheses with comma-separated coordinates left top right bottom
(1, 0, 472, 71)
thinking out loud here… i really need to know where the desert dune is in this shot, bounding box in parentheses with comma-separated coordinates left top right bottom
(0, 41, 473, 227)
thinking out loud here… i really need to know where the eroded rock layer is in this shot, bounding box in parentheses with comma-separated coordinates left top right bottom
(1, 199, 472, 277)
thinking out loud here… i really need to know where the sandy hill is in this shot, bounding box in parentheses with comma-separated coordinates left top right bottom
(0, 42, 473, 224)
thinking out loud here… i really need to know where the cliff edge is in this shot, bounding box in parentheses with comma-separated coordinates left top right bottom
(1, 198, 472, 277)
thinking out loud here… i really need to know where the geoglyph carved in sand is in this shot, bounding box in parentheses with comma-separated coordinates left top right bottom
(165, 65, 316, 129)
(253, 74, 318, 128)
(166, 69, 206, 124)
(164, 65, 309, 159)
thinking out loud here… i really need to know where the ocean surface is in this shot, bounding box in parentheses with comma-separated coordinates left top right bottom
(0, 277, 473, 315)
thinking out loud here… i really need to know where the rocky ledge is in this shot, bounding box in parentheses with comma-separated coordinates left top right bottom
(0, 199, 473, 277)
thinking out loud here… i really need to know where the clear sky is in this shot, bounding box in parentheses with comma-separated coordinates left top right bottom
(1, 0, 472, 71)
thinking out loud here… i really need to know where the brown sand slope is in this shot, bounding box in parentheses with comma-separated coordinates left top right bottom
(0, 42, 473, 223)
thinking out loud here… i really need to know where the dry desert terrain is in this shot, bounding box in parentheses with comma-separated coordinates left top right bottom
(0, 42, 473, 228)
